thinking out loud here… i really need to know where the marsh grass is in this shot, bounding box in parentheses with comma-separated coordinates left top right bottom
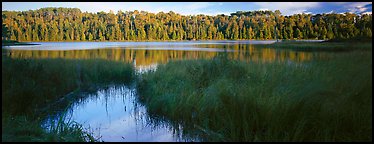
(137, 49, 372, 141)
(44, 108, 100, 142)
(2, 57, 134, 116)
(263, 41, 372, 52)
(2, 113, 98, 142)
(2, 40, 40, 46)
(2, 56, 135, 142)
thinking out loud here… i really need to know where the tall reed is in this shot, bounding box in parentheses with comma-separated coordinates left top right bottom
(138, 50, 372, 141)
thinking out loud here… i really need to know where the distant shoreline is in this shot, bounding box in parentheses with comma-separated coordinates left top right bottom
(2, 40, 40, 46)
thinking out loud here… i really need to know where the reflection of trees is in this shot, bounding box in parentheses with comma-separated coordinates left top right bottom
(6, 44, 324, 67)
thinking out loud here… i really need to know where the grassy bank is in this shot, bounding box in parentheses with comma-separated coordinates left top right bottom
(2, 56, 135, 142)
(137, 49, 372, 141)
(2, 40, 40, 46)
(263, 40, 372, 52)
(2, 115, 97, 142)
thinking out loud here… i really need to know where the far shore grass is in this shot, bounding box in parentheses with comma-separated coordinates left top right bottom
(261, 37, 372, 52)
(2, 40, 40, 46)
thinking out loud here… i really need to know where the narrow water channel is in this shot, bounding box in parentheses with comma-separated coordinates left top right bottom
(43, 85, 198, 142)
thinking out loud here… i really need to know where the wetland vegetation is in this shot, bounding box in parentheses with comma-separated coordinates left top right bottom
(137, 49, 372, 141)
(2, 40, 372, 142)
(1, 5, 372, 142)
(2, 56, 134, 142)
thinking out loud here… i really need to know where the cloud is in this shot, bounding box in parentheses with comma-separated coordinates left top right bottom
(338, 2, 372, 14)
(327, 10, 334, 14)
(303, 11, 313, 14)
(362, 12, 372, 15)
(253, 2, 320, 15)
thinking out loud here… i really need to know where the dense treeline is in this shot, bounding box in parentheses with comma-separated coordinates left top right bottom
(2, 7, 372, 41)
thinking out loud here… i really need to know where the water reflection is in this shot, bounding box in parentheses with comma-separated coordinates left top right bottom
(4, 42, 327, 70)
(44, 85, 198, 142)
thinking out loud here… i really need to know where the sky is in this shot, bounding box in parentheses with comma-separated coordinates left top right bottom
(2, 2, 372, 16)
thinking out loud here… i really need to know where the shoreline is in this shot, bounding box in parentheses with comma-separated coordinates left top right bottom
(2, 40, 41, 46)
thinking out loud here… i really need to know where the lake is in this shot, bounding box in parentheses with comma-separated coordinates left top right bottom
(3, 41, 327, 72)
(2, 41, 329, 142)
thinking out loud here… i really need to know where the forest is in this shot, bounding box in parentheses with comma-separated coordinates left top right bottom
(2, 7, 372, 41)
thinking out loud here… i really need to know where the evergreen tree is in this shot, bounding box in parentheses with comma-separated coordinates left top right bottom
(1, 8, 371, 41)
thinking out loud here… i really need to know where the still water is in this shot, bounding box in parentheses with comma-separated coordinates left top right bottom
(3, 41, 327, 142)
(43, 85, 193, 142)
(3, 41, 327, 71)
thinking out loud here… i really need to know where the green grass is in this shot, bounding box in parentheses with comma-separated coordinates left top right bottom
(2, 114, 98, 142)
(2, 56, 135, 142)
(2, 41, 372, 142)
(324, 36, 373, 43)
(262, 40, 372, 52)
(2, 39, 40, 46)
(2, 57, 135, 116)
(137, 49, 372, 141)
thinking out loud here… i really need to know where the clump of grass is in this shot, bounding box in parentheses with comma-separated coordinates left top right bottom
(2, 115, 46, 142)
(2, 114, 98, 142)
(137, 49, 372, 141)
(44, 108, 100, 142)
(2, 56, 135, 142)
(324, 35, 373, 43)
(2, 57, 135, 116)
(262, 41, 372, 52)
(2, 39, 39, 46)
